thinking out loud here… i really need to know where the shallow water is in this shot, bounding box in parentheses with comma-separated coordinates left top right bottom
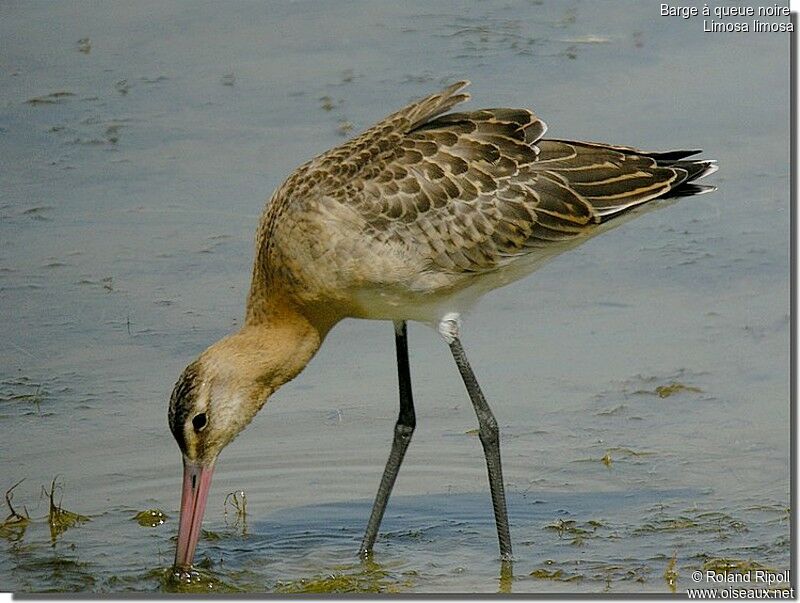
(0, 0, 790, 594)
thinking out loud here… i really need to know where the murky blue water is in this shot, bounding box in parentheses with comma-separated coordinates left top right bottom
(0, 0, 790, 593)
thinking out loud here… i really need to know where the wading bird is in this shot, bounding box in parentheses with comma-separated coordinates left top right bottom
(168, 81, 716, 569)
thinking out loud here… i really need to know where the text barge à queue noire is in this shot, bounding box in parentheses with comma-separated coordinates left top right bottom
(660, 4, 790, 19)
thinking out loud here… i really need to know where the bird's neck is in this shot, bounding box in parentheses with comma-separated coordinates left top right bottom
(246, 274, 344, 336)
(203, 300, 323, 410)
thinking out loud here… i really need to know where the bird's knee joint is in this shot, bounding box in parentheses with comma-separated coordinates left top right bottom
(437, 312, 461, 345)
(395, 423, 415, 441)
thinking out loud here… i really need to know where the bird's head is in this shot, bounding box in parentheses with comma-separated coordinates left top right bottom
(167, 315, 322, 570)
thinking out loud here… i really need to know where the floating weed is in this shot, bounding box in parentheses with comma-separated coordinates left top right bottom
(635, 509, 747, 538)
(544, 518, 606, 546)
(545, 519, 586, 536)
(275, 563, 409, 594)
(694, 511, 748, 534)
(663, 551, 678, 593)
(162, 567, 242, 593)
(634, 516, 698, 533)
(528, 559, 583, 582)
(42, 477, 90, 543)
(529, 567, 582, 582)
(0, 479, 30, 541)
(585, 562, 648, 586)
(573, 446, 653, 467)
(701, 556, 774, 576)
(223, 490, 247, 536)
(654, 382, 702, 398)
(16, 556, 96, 592)
(0, 377, 47, 416)
(528, 559, 649, 588)
(26, 91, 75, 105)
(201, 529, 222, 541)
(603, 371, 707, 403)
(133, 509, 167, 527)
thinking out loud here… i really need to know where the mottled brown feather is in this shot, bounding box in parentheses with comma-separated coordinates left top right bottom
(250, 82, 714, 318)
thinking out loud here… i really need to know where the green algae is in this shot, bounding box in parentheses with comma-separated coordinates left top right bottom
(545, 519, 602, 536)
(201, 529, 222, 541)
(701, 557, 774, 575)
(635, 509, 747, 537)
(527, 559, 651, 588)
(16, 556, 97, 592)
(530, 567, 582, 582)
(132, 509, 167, 527)
(663, 552, 678, 593)
(275, 560, 412, 594)
(162, 567, 243, 593)
(654, 382, 703, 398)
(43, 477, 90, 543)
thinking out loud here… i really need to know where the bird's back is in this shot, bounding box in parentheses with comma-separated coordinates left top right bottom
(247, 82, 715, 325)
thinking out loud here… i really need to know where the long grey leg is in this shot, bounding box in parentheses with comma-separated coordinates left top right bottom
(359, 320, 416, 558)
(439, 313, 513, 561)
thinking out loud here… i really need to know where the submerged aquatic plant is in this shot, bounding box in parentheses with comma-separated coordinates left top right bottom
(223, 490, 247, 536)
(663, 551, 678, 593)
(0, 479, 30, 541)
(42, 477, 90, 543)
(1, 377, 46, 415)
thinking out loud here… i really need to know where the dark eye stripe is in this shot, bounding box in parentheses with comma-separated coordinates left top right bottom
(168, 362, 202, 453)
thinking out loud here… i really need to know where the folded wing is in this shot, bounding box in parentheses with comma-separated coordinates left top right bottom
(295, 82, 715, 276)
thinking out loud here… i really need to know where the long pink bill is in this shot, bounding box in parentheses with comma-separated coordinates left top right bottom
(174, 457, 215, 570)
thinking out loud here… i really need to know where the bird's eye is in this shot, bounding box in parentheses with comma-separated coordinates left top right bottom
(192, 413, 207, 432)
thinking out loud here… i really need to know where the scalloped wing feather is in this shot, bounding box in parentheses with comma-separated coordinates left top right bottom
(262, 82, 714, 281)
